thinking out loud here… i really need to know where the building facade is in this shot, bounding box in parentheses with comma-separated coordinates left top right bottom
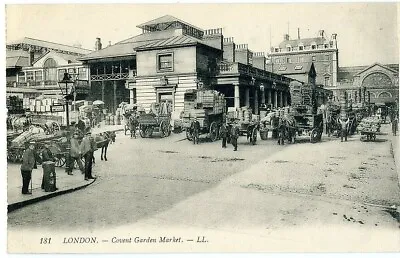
(335, 63, 399, 107)
(268, 30, 339, 88)
(79, 15, 294, 115)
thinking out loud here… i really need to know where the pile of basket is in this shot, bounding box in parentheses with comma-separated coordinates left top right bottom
(356, 117, 381, 133)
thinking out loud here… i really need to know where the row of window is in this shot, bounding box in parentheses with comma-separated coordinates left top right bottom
(274, 54, 330, 64)
(275, 43, 332, 53)
(18, 67, 87, 82)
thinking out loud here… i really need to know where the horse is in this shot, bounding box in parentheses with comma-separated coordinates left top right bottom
(94, 131, 116, 161)
(128, 114, 139, 138)
(10, 116, 31, 132)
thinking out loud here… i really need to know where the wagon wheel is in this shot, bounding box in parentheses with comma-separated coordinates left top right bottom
(251, 127, 258, 145)
(139, 125, 146, 138)
(310, 128, 319, 143)
(186, 130, 193, 141)
(54, 155, 66, 167)
(209, 122, 219, 142)
(145, 126, 153, 138)
(52, 122, 61, 133)
(160, 121, 170, 138)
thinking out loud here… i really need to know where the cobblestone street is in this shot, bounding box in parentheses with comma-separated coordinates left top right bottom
(7, 125, 400, 252)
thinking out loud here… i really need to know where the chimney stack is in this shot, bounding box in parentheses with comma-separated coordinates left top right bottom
(108, 41, 111, 47)
(297, 28, 300, 39)
(318, 30, 325, 38)
(95, 38, 102, 51)
(28, 47, 34, 66)
(283, 34, 290, 41)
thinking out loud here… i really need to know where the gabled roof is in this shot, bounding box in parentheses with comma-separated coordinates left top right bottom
(7, 37, 92, 55)
(354, 62, 399, 76)
(32, 50, 81, 65)
(6, 56, 29, 68)
(135, 34, 214, 51)
(136, 15, 203, 32)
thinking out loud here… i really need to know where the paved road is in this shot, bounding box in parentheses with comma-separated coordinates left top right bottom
(8, 131, 284, 230)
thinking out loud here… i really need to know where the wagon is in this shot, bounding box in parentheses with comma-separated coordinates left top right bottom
(292, 112, 323, 143)
(182, 89, 226, 142)
(228, 106, 259, 145)
(138, 102, 172, 138)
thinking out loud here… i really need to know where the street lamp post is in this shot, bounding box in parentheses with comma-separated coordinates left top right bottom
(58, 73, 74, 174)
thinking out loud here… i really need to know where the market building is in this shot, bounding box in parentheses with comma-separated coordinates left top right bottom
(268, 30, 339, 88)
(335, 63, 399, 108)
(79, 15, 294, 115)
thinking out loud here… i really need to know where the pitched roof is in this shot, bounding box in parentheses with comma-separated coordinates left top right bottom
(274, 62, 314, 75)
(135, 35, 212, 51)
(136, 15, 203, 32)
(6, 56, 29, 68)
(32, 51, 81, 65)
(7, 37, 92, 55)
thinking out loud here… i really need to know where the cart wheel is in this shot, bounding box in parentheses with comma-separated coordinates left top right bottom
(209, 122, 219, 142)
(55, 156, 66, 167)
(186, 130, 193, 141)
(160, 121, 170, 138)
(145, 127, 153, 138)
(251, 127, 258, 145)
(139, 125, 146, 138)
(310, 129, 318, 143)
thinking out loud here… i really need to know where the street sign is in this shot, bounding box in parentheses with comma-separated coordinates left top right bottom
(51, 104, 65, 112)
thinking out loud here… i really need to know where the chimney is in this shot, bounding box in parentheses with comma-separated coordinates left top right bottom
(108, 41, 111, 47)
(28, 47, 34, 66)
(95, 38, 102, 51)
(223, 37, 235, 62)
(318, 30, 325, 38)
(297, 28, 300, 39)
(203, 28, 223, 50)
(283, 34, 290, 41)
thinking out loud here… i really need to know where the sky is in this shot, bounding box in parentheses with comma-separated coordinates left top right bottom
(5, 3, 399, 67)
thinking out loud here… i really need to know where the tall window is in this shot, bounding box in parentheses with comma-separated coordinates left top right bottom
(78, 67, 87, 79)
(58, 69, 67, 81)
(35, 71, 42, 81)
(26, 71, 34, 82)
(43, 58, 57, 81)
(18, 72, 25, 82)
(157, 53, 174, 72)
(324, 77, 330, 87)
(275, 58, 280, 64)
(286, 57, 291, 63)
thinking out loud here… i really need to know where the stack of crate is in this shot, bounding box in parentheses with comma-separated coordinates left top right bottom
(339, 91, 348, 119)
(301, 84, 313, 106)
(289, 81, 303, 106)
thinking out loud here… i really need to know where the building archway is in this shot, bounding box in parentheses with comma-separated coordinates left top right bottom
(361, 72, 392, 89)
(378, 91, 392, 98)
(43, 58, 58, 82)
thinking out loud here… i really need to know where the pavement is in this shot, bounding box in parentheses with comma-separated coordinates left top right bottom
(7, 124, 124, 212)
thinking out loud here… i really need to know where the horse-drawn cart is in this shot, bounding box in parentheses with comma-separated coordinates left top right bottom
(227, 106, 259, 145)
(182, 89, 226, 142)
(138, 102, 172, 138)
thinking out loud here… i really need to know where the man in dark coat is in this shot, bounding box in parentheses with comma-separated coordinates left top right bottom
(230, 120, 240, 151)
(220, 122, 228, 148)
(191, 117, 201, 144)
(20, 142, 36, 194)
(277, 117, 286, 145)
(41, 141, 56, 189)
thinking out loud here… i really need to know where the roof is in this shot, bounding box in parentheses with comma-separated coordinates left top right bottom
(7, 37, 92, 55)
(135, 35, 213, 51)
(338, 63, 399, 82)
(279, 37, 328, 49)
(274, 62, 314, 75)
(6, 56, 30, 68)
(136, 15, 203, 32)
(32, 51, 81, 65)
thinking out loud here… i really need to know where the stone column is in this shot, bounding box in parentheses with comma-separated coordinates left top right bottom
(280, 91, 283, 107)
(254, 88, 259, 114)
(283, 92, 288, 106)
(101, 81, 105, 102)
(274, 90, 278, 108)
(245, 87, 250, 107)
(113, 81, 117, 114)
(261, 88, 265, 105)
(268, 89, 272, 105)
(234, 83, 240, 109)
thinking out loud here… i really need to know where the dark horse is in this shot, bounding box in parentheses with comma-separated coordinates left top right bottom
(94, 131, 116, 161)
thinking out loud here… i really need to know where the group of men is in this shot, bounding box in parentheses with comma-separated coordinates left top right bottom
(20, 130, 97, 195)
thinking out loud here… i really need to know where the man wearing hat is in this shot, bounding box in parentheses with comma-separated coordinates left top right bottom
(230, 119, 240, 151)
(81, 131, 96, 180)
(20, 142, 36, 194)
(220, 121, 228, 148)
(190, 116, 200, 145)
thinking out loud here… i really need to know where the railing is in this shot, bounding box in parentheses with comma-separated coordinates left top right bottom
(218, 62, 292, 84)
(90, 72, 134, 81)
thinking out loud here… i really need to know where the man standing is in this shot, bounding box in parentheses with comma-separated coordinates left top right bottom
(338, 117, 350, 142)
(191, 117, 200, 145)
(70, 132, 85, 175)
(392, 114, 398, 136)
(81, 131, 96, 180)
(20, 142, 36, 194)
(277, 117, 286, 145)
(220, 122, 228, 148)
(230, 120, 240, 151)
(41, 141, 56, 189)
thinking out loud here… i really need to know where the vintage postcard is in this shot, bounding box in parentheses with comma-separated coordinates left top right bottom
(5, 2, 400, 253)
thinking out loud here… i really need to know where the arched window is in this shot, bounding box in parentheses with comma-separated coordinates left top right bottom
(378, 92, 392, 98)
(43, 58, 58, 82)
(361, 72, 392, 88)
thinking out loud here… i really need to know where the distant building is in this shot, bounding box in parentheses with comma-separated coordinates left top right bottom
(268, 30, 339, 88)
(336, 63, 399, 107)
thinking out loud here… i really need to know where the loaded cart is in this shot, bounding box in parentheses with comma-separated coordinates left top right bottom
(138, 102, 172, 138)
(289, 81, 323, 143)
(229, 106, 259, 145)
(182, 89, 226, 142)
(357, 116, 382, 142)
